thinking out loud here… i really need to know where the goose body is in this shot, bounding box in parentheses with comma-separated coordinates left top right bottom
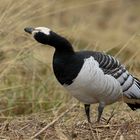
(53, 51, 122, 105)
(64, 56, 122, 105)
(24, 27, 140, 122)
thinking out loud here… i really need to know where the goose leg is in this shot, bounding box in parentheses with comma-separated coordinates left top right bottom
(84, 104, 91, 123)
(97, 102, 105, 123)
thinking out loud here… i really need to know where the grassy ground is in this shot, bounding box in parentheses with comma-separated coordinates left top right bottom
(0, 0, 140, 139)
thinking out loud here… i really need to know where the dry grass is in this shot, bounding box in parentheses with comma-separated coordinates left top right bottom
(0, 104, 140, 140)
(0, 0, 140, 139)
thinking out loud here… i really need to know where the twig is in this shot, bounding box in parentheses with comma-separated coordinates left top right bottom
(106, 107, 116, 124)
(19, 124, 30, 131)
(91, 122, 140, 129)
(0, 121, 9, 135)
(31, 104, 77, 139)
(113, 128, 121, 140)
(114, 34, 137, 57)
(0, 135, 10, 140)
(89, 123, 96, 140)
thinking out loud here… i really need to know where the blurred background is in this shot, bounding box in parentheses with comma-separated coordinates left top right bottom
(0, 0, 139, 116)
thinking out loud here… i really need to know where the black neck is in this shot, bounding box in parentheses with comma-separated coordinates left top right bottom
(34, 31, 75, 53)
(46, 31, 74, 54)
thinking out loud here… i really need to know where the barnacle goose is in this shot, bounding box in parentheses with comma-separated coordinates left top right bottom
(24, 27, 140, 123)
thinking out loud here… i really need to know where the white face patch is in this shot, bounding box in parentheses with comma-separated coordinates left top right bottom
(32, 27, 51, 36)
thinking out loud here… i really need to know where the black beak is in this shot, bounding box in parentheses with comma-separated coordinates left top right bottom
(24, 27, 35, 34)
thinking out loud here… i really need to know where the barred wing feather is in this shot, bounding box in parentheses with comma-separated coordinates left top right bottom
(93, 52, 140, 110)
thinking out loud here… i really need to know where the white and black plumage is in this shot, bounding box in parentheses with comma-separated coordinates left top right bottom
(24, 27, 140, 123)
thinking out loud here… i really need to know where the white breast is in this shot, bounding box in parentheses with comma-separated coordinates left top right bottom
(64, 56, 123, 105)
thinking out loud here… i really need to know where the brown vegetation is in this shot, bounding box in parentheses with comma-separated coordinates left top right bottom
(0, 0, 139, 139)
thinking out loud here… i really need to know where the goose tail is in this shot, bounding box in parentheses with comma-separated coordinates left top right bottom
(125, 77, 140, 110)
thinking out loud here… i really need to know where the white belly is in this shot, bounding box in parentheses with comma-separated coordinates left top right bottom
(64, 57, 123, 105)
